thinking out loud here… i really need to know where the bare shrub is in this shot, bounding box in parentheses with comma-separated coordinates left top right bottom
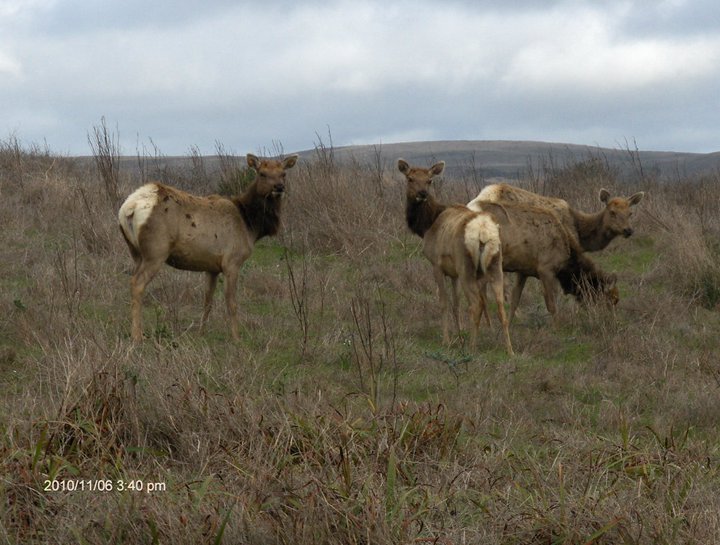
(214, 140, 254, 195)
(88, 117, 121, 207)
(645, 198, 720, 309)
(283, 158, 403, 257)
(348, 289, 398, 410)
(283, 248, 330, 362)
(0, 134, 61, 191)
(187, 144, 211, 188)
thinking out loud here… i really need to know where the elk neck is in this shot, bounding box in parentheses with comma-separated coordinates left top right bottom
(555, 247, 605, 301)
(233, 183, 283, 241)
(570, 208, 612, 252)
(406, 194, 447, 238)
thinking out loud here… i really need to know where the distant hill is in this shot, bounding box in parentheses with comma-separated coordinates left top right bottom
(111, 140, 720, 182)
(298, 140, 720, 181)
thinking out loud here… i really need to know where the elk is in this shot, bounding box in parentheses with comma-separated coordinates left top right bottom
(399, 159, 513, 355)
(474, 201, 619, 321)
(468, 183, 645, 252)
(118, 153, 298, 342)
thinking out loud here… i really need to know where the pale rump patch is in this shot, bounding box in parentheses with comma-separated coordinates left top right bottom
(471, 185, 503, 207)
(464, 214, 500, 273)
(118, 184, 160, 248)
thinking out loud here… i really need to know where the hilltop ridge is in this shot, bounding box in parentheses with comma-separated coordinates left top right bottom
(299, 139, 719, 180)
(109, 139, 720, 182)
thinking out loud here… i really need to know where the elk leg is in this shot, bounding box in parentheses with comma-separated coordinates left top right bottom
(460, 279, 481, 351)
(223, 267, 241, 341)
(433, 267, 451, 345)
(130, 258, 164, 343)
(478, 285, 491, 327)
(450, 276, 461, 336)
(538, 270, 558, 318)
(509, 274, 527, 322)
(475, 280, 490, 328)
(200, 272, 219, 332)
(490, 269, 514, 356)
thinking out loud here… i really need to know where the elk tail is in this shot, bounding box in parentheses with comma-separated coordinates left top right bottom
(465, 214, 501, 275)
(117, 184, 159, 249)
(480, 236, 501, 274)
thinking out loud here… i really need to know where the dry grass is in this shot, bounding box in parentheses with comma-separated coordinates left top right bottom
(1, 137, 720, 544)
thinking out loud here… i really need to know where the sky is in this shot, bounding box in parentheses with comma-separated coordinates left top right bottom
(1, 0, 720, 156)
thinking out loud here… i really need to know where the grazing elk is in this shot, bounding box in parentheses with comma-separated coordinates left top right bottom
(475, 201, 619, 321)
(118, 153, 298, 342)
(399, 159, 513, 355)
(468, 183, 645, 252)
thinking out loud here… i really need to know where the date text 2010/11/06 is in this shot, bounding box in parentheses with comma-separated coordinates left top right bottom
(43, 479, 166, 493)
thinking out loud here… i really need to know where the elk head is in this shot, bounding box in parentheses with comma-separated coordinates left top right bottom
(246, 153, 299, 198)
(599, 188, 644, 239)
(398, 159, 445, 202)
(577, 271, 620, 307)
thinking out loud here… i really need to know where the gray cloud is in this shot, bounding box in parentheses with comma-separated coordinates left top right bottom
(1, 0, 719, 155)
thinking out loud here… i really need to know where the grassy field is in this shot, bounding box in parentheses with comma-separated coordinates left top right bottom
(1, 135, 720, 544)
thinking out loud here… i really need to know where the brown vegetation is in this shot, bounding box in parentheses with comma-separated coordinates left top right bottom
(1, 135, 720, 544)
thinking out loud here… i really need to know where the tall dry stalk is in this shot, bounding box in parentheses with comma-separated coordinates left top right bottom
(88, 117, 121, 207)
(285, 249, 311, 362)
(349, 289, 398, 411)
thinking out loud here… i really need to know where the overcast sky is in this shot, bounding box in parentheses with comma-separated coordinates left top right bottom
(2, 0, 719, 156)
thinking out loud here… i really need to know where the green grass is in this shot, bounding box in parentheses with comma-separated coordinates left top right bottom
(596, 234, 658, 273)
(384, 237, 423, 263)
(245, 239, 289, 268)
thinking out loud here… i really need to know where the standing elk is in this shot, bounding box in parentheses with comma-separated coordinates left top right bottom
(468, 183, 645, 252)
(399, 159, 513, 355)
(475, 201, 619, 321)
(118, 153, 298, 342)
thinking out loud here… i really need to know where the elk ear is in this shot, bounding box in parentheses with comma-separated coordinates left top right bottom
(397, 159, 410, 175)
(429, 161, 445, 177)
(246, 153, 260, 170)
(599, 188, 610, 203)
(282, 154, 299, 170)
(628, 191, 644, 206)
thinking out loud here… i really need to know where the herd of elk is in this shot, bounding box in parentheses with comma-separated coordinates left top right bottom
(118, 152, 641, 355)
